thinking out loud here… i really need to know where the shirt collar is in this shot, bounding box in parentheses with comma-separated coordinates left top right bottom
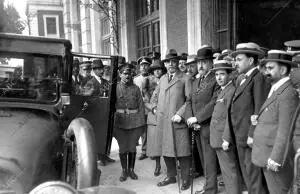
(221, 80, 232, 90)
(271, 76, 290, 93)
(245, 67, 257, 77)
(94, 75, 102, 84)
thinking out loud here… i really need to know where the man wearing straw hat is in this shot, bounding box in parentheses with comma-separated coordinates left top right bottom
(224, 42, 270, 194)
(252, 50, 299, 193)
(210, 60, 242, 194)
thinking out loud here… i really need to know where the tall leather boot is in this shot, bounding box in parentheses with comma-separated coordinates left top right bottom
(119, 153, 128, 182)
(128, 152, 138, 180)
(154, 156, 161, 176)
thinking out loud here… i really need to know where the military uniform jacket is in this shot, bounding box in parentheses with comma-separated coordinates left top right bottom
(185, 71, 219, 139)
(82, 76, 109, 96)
(210, 81, 235, 148)
(114, 82, 145, 130)
(223, 68, 270, 146)
(252, 80, 299, 167)
(151, 71, 192, 157)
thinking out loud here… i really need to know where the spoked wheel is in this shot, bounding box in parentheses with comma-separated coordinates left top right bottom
(62, 139, 79, 189)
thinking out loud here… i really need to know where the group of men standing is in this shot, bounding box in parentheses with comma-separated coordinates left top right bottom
(133, 40, 300, 194)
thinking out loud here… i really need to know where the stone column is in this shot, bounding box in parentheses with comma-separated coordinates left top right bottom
(80, 0, 92, 53)
(119, 0, 137, 61)
(159, 0, 188, 58)
(69, 0, 81, 52)
(90, 3, 101, 54)
(63, 0, 71, 40)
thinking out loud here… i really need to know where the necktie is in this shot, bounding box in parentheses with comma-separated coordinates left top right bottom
(239, 74, 247, 86)
(168, 74, 173, 82)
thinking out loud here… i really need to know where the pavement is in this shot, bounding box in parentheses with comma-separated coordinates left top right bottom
(98, 138, 228, 194)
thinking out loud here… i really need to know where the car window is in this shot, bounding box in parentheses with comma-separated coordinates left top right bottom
(0, 52, 63, 102)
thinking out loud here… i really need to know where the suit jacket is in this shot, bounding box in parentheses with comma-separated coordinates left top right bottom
(210, 82, 235, 148)
(185, 71, 219, 139)
(82, 76, 109, 97)
(151, 71, 191, 157)
(252, 80, 299, 167)
(224, 68, 270, 146)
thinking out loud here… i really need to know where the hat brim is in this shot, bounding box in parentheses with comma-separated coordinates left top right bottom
(260, 59, 298, 68)
(195, 56, 214, 60)
(149, 65, 167, 74)
(185, 59, 199, 65)
(161, 56, 179, 62)
(211, 67, 235, 72)
(231, 50, 265, 58)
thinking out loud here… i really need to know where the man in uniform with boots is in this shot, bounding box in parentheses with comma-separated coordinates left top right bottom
(134, 56, 152, 160)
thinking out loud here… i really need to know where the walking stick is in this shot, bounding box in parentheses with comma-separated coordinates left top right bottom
(172, 123, 181, 194)
(191, 124, 200, 194)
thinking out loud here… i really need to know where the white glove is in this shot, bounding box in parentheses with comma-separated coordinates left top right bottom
(222, 140, 230, 151)
(187, 117, 198, 127)
(171, 114, 182, 123)
(267, 158, 281, 172)
(247, 136, 253, 148)
(250, 115, 258, 126)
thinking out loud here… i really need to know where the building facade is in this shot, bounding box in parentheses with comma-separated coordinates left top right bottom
(27, 0, 300, 61)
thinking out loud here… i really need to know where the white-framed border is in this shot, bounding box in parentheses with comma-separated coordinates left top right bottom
(43, 14, 60, 38)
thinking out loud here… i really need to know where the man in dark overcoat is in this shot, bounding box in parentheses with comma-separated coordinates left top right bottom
(223, 42, 270, 194)
(252, 50, 299, 193)
(185, 46, 220, 194)
(152, 49, 192, 191)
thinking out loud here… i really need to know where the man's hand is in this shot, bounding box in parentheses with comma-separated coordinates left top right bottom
(267, 158, 281, 172)
(171, 114, 182, 123)
(250, 115, 258, 126)
(187, 117, 197, 127)
(247, 136, 253, 148)
(222, 140, 230, 151)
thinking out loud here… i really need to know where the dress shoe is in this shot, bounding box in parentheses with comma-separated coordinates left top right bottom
(119, 169, 128, 182)
(157, 177, 176, 187)
(154, 165, 161, 176)
(105, 155, 115, 163)
(194, 189, 205, 194)
(218, 180, 225, 187)
(193, 171, 201, 178)
(138, 153, 148, 160)
(181, 180, 191, 190)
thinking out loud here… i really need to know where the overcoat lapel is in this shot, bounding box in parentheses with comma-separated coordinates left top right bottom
(233, 68, 259, 101)
(165, 71, 181, 91)
(258, 80, 291, 116)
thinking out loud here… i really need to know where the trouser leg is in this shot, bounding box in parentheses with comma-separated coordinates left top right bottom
(216, 149, 242, 194)
(200, 135, 218, 194)
(262, 157, 293, 194)
(163, 156, 177, 178)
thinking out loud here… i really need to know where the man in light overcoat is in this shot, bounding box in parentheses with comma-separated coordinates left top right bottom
(152, 49, 192, 191)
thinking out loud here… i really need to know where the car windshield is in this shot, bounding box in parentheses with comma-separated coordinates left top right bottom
(0, 52, 63, 102)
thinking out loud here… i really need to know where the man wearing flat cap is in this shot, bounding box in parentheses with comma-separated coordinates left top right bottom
(185, 46, 220, 194)
(252, 50, 299, 193)
(134, 56, 152, 160)
(210, 60, 242, 194)
(224, 42, 270, 194)
(151, 49, 192, 190)
(185, 54, 199, 81)
(81, 59, 109, 97)
(179, 52, 188, 73)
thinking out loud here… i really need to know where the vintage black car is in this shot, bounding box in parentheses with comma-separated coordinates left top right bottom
(0, 33, 133, 194)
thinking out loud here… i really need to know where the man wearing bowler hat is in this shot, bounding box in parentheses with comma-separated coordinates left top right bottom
(252, 50, 299, 193)
(152, 49, 191, 190)
(185, 45, 220, 194)
(224, 42, 270, 194)
(82, 59, 109, 97)
(210, 60, 242, 194)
